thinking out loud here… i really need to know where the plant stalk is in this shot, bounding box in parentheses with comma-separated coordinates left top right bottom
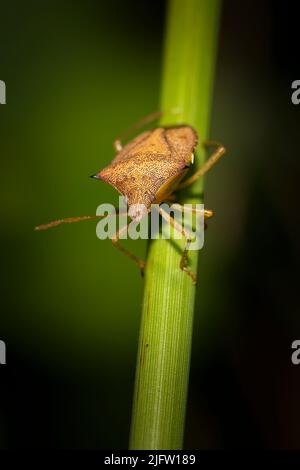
(129, 0, 221, 450)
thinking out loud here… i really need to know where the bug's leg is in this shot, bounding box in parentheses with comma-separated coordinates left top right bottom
(164, 194, 177, 203)
(113, 108, 183, 151)
(171, 204, 214, 219)
(170, 205, 212, 233)
(177, 140, 226, 190)
(159, 207, 197, 284)
(113, 111, 163, 152)
(112, 224, 145, 276)
(35, 210, 127, 231)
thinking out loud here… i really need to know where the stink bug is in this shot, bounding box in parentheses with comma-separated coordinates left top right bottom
(35, 111, 226, 283)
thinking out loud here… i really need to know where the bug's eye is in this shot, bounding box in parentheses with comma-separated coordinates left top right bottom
(127, 189, 135, 201)
(144, 190, 153, 200)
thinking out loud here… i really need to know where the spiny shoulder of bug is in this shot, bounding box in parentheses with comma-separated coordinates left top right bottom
(91, 125, 199, 223)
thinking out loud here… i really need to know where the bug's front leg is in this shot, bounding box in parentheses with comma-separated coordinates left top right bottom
(112, 224, 145, 276)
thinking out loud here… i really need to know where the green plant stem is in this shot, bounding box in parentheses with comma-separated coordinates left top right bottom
(129, 0, 221, 450)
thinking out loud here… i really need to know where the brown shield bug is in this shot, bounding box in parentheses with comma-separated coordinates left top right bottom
(35, 111, 226, 283)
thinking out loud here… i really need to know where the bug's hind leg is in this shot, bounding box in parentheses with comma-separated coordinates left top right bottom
(113, 108, 183, 151)
(112, 224, 145, 276)
(177, 140, 226, 190)
(159, 207, 197, 284)
(113, 111, 163, 152)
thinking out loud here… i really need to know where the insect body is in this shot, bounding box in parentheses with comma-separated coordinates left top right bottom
(36, 113, 226, 283)
(94, 126, 196, 220)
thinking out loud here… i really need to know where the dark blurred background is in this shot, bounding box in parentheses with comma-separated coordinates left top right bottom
(0, 0, 299, 449)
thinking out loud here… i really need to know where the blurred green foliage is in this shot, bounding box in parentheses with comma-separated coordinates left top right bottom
(1, 0, 162, 366)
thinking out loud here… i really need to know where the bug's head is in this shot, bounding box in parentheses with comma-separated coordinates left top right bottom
(128, 203, 148, 223)
(126, 188, 152, 222)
